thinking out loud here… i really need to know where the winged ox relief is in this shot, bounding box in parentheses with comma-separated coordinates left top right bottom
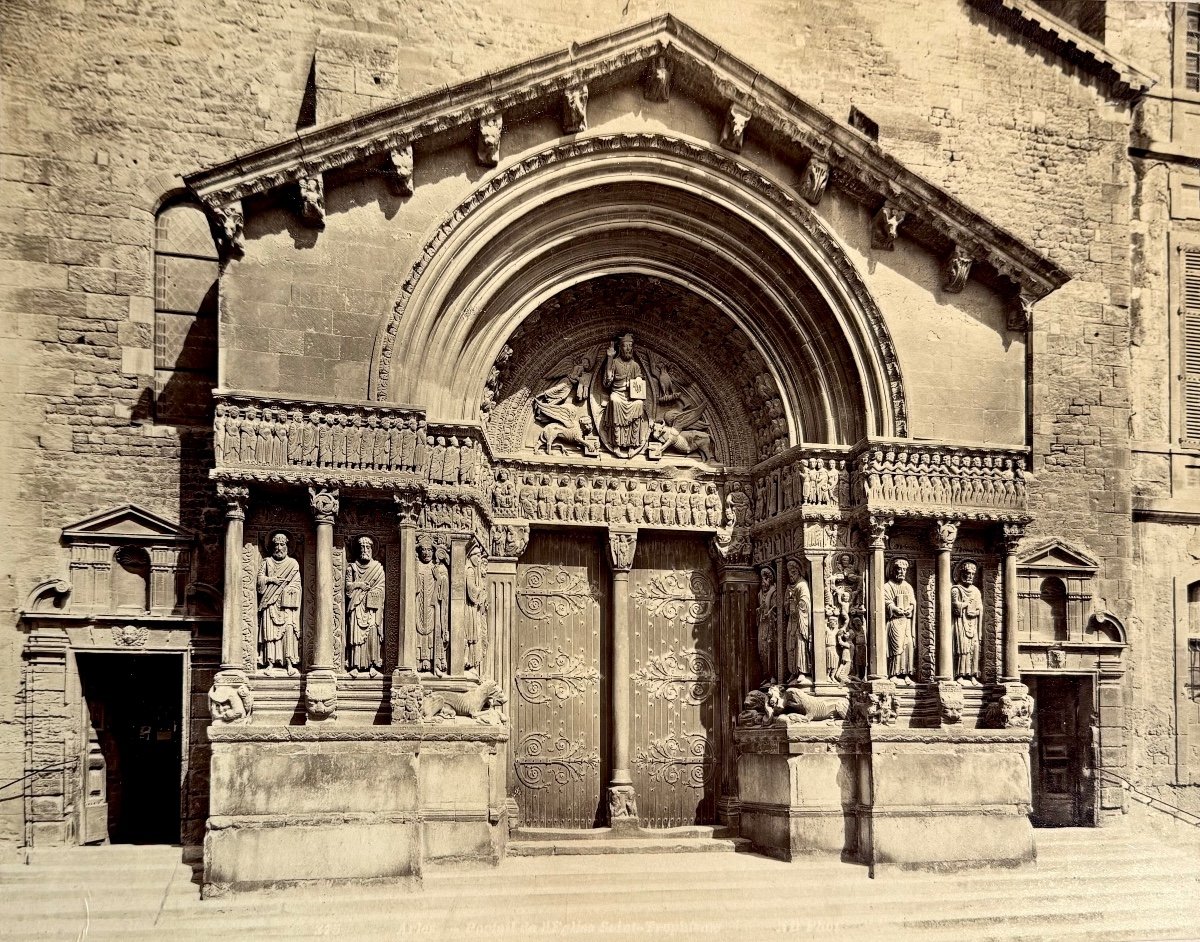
(530, 333, 715, 463)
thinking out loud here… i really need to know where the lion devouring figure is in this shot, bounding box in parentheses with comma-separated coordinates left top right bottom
(738, 682, 849, 725)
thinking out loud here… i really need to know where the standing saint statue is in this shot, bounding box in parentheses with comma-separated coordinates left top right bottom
(884, 558, 916, 683)
(603, 333, 646, 455)
(257, 532, 301, 676)
(952, 560, 983, 683)
(345, 535, 385, 678)
(463, 540, 489, 676)
(783, 558, 812, 681)
(756, 565, 777, 679)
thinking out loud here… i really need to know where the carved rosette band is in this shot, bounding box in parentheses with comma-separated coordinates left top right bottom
(309, 486, 340, 524)
(607, 529, 638, 572)
(217, 483, 249, 520)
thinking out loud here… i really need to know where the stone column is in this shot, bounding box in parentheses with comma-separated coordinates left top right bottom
(867, 514, 892, 680)
(808, 550, 830, 687)
(210, 484, 253, 727)
(487, 524, 528, 691)
(1001, 523, 1025, 681)
(306, 486, 339, 721)
(607, 526, 639, 829)
(712, 550, 756, 826)
(932, 519, 963, 725)
(394, 493, 421, 671)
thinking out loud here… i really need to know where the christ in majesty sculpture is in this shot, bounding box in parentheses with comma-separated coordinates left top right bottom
(603, 333, 646, 455)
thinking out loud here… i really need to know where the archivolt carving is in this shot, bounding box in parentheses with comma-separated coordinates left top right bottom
(373, 134, 909, 440)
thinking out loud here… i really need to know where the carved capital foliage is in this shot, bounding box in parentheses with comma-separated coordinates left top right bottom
(394, 491, 422, 527)
(871, 203, 905, 251)
(217, 483, 249, 520)
(943, 244, 973, 293)
(387, 145, 414, 196)
(607, 528, 638, 572)
(720, 104, 751, 153)
(562, 83, 588, 133)
(1001, 522, 1026, 555)
(477, 114, 503, 167)
(931, 520, 958, 552)
(214, 200, 244, 257)
(867, 513, 893, 550)
(308, 486, 340, 524)
(644, 55, 671, 102)
(799, 155, 829, 206)
(298, 173, 325, 227)
(1008, 292, 1035, 332)
(491, 522, 530, 559)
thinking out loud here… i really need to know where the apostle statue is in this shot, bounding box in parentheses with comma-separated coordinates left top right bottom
(884, 558, 917, 683)
(783, 558, 812, 681)
(463, 540, 489, 676)
(416, 536, 449, 675)
(345, 535, 385, 678)
(603, 333, 646, 454)
(257, 532, 301, 676)
(951, 560, 983, 683)
(756, 564, 777, 679)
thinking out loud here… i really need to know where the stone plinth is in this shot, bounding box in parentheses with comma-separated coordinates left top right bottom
(204, 723, 508, 896)
(735, 723, 1034, 872)
(862, 728, 1035, 873)
(734, 724, 867, 861)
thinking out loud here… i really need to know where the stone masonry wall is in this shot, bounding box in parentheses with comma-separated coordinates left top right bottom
(0, 0, 1138, 849)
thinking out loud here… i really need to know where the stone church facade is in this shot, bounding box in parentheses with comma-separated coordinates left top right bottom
(2, 0, 1199, 887)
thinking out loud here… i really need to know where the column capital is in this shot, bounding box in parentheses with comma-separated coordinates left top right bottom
(1001, 522, 1026, 554)
(308, 486, 340, 524)
(607, 527, 638, 573)
(931, 519, 959, 552)
(491, 522, 529, 560)
(217, 483, 249, 520)
(867, 512, 893, 549)
(394, 490, 422, 527)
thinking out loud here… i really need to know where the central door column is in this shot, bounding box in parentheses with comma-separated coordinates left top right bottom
(607, 526, 638, 829)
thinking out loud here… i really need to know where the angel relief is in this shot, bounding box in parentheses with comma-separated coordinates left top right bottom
(531, 333, 716, 463)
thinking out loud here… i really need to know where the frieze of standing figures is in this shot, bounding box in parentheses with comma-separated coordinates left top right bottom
(854, 444, 1029, 517)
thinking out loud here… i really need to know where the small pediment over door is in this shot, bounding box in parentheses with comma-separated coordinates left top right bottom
(61, 504, 193, 544)
(1016, 538, 1099, 574)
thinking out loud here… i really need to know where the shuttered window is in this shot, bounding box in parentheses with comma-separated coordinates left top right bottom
(1188, 4, 1200, 92)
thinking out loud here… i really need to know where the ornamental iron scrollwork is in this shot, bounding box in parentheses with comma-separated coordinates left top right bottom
(632, 649, 716, 705)
(630, 571, 715, 623)
(513, 732, 600, 789)
(515, 565, 598, 620)
(514, 646, 600, 705)
(633, 734, 714, 788)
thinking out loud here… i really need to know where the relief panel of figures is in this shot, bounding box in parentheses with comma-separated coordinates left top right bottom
(511, 531, 607, 829)
(629, 534, 718, 828)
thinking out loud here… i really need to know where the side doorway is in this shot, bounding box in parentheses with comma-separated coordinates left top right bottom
(1026, 674, 1096, 827)
(77, 653, 184, 844)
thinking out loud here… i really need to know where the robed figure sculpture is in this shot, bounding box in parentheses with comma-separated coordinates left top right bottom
(463, 540, 489, 676)
(784, 558, 812, 681)
(603, 333, 646, 455)
(345, 535, 385, 678)
(884, 558, 916, 683)
(257, 532, 301, 676)
(951, 560, 983, 683)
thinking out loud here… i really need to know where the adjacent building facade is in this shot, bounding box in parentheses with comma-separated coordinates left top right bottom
(3, 0, 1199, 884)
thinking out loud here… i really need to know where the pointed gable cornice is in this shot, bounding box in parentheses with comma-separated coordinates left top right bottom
(61, 504, 193, 544)
(184, 14, 1070, 301)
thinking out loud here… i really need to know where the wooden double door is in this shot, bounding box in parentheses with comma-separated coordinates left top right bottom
(511, 529, 719, 829)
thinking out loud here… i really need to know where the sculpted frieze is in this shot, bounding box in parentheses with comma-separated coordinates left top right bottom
(855, 444, 1029, 518)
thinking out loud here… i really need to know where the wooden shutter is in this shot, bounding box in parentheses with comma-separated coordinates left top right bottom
(1184, 248, 1200, 442)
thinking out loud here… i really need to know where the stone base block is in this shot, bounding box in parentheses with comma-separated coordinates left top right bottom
(204, 724, 508, 894)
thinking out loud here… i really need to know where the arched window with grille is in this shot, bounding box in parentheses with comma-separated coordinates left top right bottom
(154, 200, 218, 424)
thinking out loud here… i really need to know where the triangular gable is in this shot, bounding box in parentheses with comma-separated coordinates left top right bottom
(1016, 537, 1099, 573)
(61, 504, 192, 544)
(184, 15, 1069, 303)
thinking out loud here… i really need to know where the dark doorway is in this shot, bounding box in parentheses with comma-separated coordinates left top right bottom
(1026, 674, 1095, 827)
(77, 653, 183, 844)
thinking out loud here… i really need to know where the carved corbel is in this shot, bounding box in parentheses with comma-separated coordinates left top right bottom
(1008, 292, 1035, 332)
(562, 83, 588, 134)
(217, 483, 249, 521)
(297, 173, 325, 227)
(607, 528, 638, 572)
(387, 145, 414, 196)
(477, 114, 503, 167)
(720, 104, 751, 153)
(937, 679, 964, 724)
(208, 675, 253, 726)
(799, 155, 829, 206)
(941, 244, 973, 293)
(644, 55, 671, 102)
(213, 200, 244, 257)
(871, 203, 905, 251)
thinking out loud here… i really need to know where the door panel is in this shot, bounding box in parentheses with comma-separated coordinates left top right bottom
(629, 534, 718, 828)
(512, 531, 606, 828)
(1030, 676, 1092, 827)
